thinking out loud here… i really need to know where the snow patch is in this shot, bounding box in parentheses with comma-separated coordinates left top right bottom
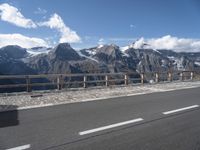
(27, 47, 50, 56)
(76, 50, 98, 62)
(167, 56, 185, 70)
(120, 40, 160, 55)
(98, 44, 104, 49)
(85, 49, 97, 56)
(152, 49, 161, 54)
(120, 46, 129, 52)
(120, 47, 130, 57)
(167, 56, 175, 60)
(195, 61, 200, 66)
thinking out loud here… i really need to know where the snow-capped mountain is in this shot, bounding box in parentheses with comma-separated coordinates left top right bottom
(0, 42, 200, 75)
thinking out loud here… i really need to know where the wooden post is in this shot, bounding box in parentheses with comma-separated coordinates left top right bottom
(155, 73, 159, 83)
(105, 75, 109, 87)
(190, 71, 194, 80)
(124, 74, 128, 85)
(60, 75, 63, 89)
(83, 75, 87, 88)
(168, 72, 172, 82)
(26, 76, 31, 92)
(57, 76, 61, 90)
(180, 72, 183, 81)
(140, 73, 144, 84)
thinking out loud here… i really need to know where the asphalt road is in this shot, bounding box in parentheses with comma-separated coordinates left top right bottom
(0, 87, 200, 150)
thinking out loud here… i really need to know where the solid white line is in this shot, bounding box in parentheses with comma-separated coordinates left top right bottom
(6, 144, 31, 150)
(163, 105, 199, 115)
(79, 118, 143, 135)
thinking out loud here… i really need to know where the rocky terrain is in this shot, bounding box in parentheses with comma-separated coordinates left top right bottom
(0, 41, 200, 76)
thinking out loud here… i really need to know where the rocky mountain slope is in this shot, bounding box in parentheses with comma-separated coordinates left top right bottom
(0, 42, 200, 75)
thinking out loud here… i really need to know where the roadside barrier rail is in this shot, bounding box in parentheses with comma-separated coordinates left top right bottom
(0, 71, 198, 93)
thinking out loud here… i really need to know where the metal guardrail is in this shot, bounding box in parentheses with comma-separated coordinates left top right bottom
(0, 71, 199, 93)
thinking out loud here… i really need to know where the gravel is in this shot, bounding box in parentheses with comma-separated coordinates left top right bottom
(1, 81, 200, 112)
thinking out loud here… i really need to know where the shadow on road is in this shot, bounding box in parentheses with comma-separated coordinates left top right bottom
(0, 105, 19, 128)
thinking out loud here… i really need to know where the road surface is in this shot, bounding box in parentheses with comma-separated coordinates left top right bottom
(0, 87, 200, 150)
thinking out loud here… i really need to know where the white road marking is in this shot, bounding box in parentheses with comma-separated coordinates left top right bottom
(79, 118, 143, 135)
(6, 144, 30, 150)
(163, 105, 199, 115)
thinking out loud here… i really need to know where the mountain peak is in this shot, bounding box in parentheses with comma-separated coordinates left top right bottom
(130, 38, 150, 49)
(1, 45, 24, 50)
(52, 43, 81, 60)
(0, 45, 27, 59)
(97, 44, 104, 49)
(55, 43, 72, 50)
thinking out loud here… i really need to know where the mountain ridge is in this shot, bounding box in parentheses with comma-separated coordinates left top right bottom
(0, 42, 200, 75)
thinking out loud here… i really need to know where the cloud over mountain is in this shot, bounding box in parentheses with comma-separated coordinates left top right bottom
(0, 3, 200, 52)
(134, 35, 200, 52)
(0, 3, 81, 45)
(0, 33, 48, 48)
(38, 13, 81, 43)
(0, 3, 37, 28)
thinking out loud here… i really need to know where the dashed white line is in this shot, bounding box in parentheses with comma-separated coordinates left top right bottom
(6, 144, 30, 150)
(79, 118, 143, 135)
(163, 105, 199, 115)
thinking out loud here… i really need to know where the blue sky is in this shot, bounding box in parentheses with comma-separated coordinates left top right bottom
(0, 0, 200, 51)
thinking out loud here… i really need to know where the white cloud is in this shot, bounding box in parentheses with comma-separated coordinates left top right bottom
(38, 13, 81, 43)
(0, 33, 48, 48)
(34, 7, 47, 15)
(98, 38, 105, 45)
(0, 4, 81, 45)
(133, 35, 200, 52)
(130, 24, 136, 30)
(0, 3, 37, 28)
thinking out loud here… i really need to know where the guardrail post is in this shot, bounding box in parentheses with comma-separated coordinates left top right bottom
(57, 75, 61, 90)
(60, 75, 64, 89)
(124, 74, 128, 85)
(105, 75, 109, 87)
(168, 72, 172, 82)
(180, 72, 183, 81)
(155, 73, 159, 83)
(190, 71, 194, 80)
(140, 73, 144, 84)
(26, 76, 31, 92)
(83, 75, 87, 88)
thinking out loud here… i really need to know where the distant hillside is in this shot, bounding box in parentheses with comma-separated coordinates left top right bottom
(0, 42, 200, 75)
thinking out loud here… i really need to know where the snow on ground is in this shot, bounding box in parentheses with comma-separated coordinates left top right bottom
(195, 61, 200, 66)
(152, 48, 161, 54)
(167, 56, 184, 70)
(120, 46, 129, 52)
(167, 56, 175, 60)
(84, 48, 97, 56)
(76, 50, 99, 62)
(98, 44, 104, 49)
(27, 47, 50, 56)
(1, 81, 200, 112)
(120, 46, 130, 57)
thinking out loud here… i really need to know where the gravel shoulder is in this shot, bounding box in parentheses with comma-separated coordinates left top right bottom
(1, 81, 200, 112)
